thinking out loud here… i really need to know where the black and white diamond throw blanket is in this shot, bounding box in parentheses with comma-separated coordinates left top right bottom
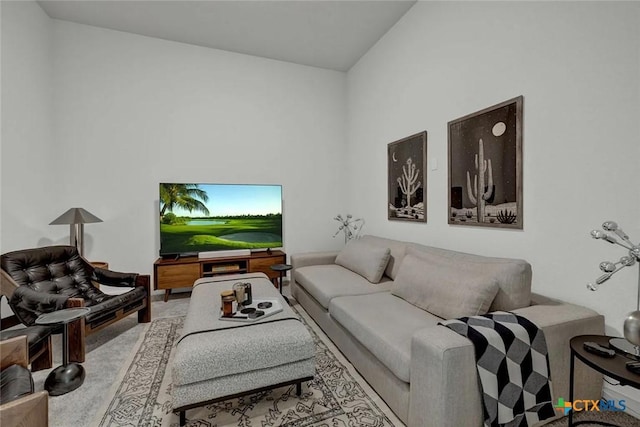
(440, 311, 555, 427)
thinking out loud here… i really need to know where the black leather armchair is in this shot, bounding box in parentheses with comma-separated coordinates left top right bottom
(1, 246, 151, 362)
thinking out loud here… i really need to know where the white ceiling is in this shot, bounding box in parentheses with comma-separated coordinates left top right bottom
(37, 0, 416, 71)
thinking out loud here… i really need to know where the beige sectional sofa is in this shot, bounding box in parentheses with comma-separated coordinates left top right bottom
(291, 235, 604, 427)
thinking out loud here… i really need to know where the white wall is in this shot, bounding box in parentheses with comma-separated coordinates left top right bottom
(1, 6, 347, 277)
(49, 21, 347, 273)
(348, 0, 639, 336)
(1, 1, 54, 250)
(347, 0, 640, 409)
(2, 0, 640, 412)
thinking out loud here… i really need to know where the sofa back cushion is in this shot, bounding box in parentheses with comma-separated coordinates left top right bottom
(335, 239, 391, 283)
(358, 235, 407, 280)
(392, 253, 500, 319)
(407, 244, 532, 311)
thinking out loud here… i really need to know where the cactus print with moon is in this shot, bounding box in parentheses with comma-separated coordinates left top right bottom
(448, 96, 523, 229)
(388, 131, 427, 222)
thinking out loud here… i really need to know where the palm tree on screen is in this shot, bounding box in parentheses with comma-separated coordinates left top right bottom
(159, 184, 210, 217)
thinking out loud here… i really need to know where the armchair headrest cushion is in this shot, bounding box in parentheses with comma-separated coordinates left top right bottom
(1, 246, 85, 287)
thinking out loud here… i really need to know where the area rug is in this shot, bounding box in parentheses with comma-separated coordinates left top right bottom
(94, 304, 402, 427)
(543, 410, 640, 427)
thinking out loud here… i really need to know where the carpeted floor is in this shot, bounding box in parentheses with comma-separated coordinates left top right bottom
(92, 304, 401, 426)
(31, 294, 192, 426)
(29, 292, 640, 427)
(32, 293, 401, 427)
(543, 410, 640, 427)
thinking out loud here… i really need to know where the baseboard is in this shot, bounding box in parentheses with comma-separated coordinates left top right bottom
(603, 378, 640, 418)
(198, 249, 251, 259)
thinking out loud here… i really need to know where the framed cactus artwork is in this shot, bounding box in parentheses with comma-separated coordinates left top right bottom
(388, 131, 427, 222)
(448, 96, 523, 229)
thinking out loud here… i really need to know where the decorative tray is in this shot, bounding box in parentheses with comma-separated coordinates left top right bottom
(219, 298, 283, 322)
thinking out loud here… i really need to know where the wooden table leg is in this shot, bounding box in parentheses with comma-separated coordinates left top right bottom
(164, 289, 171, 302)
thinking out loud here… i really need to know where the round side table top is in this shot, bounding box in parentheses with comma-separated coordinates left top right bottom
(35, 307, 91, 326)
(570, 334, 640, 389)
(270, 264, 292, 272)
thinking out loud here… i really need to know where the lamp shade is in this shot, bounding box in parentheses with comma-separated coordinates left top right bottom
(49, 208, 102, 225)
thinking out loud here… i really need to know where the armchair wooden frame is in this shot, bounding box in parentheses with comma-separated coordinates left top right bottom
(0, 336, 48, 427)
(0, 295, 53, 372)
(1, 257, 151, 363)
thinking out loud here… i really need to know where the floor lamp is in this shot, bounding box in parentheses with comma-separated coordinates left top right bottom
(50, 208, 103, 257)
(587, 221, 640, 356)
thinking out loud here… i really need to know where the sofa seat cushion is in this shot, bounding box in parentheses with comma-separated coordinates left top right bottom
(329, 292, 442, 383)
(0, 325, 58, 353)
(85, 285, 147, 325)
(295, 265, 392, 309)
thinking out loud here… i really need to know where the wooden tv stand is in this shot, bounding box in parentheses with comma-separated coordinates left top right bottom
(153, 250, 286, 302)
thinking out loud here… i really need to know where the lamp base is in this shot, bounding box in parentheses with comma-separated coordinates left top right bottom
(609, 337, 640, 359)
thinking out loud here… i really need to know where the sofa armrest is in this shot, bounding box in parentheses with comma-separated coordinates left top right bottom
(92, 268, 137, 287)
(408, 297, 604, 427)
(291, 251, 339, 269)
(290, 252, 339, 289)
(135, 275, 151, 323)
(65, 298, 86, 363)
(0, 336, 29, 370)
(409, 325, 483, 427)
(512, 295, 604, 405)
(0, 390, 48, 427)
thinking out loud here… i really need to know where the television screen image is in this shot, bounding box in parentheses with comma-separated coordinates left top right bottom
(159, 183, 283, 256)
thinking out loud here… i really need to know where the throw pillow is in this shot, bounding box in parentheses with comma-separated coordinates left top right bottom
(391, 253, 499, 319)
(335, 239, 391, 283)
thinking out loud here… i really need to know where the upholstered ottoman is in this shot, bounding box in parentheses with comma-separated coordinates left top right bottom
(171, 273, 315, 426)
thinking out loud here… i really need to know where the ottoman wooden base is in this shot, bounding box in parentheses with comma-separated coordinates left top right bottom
(175, 376, 314, 426)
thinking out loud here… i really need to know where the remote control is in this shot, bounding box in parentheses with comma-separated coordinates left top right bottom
(583, 341, 615, 358)
(626, 361, 640, 374)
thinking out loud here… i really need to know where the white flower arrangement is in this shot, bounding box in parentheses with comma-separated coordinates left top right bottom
(333, 214, 365, 244)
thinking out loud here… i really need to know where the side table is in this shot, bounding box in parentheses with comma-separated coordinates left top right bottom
(270, 263, 292, 304)
(36, 307, 91, 396)
(569, 335, 640, 426)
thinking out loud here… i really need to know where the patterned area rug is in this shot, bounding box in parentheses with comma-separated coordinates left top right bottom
(94, 304, 402, 427)
(542, 410, 640, 427)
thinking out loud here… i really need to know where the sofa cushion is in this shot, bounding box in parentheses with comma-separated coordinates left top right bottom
(329, 292, 442, 383)
(408, 244, 532, 311)
(392, 253, 499, 319)
(358, 235, 408, 280)
(295, 265, 393, 309)
(335, 239, 391, 283)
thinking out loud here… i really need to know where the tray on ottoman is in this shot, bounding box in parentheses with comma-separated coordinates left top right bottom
(171, 273, 315, 426)
(220, 298, 283, 322)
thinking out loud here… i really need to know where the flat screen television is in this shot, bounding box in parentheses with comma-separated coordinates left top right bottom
(159, 183, 283, 256)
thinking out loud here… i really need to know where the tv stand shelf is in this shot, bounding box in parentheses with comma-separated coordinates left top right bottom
(153, 251, 286, 302)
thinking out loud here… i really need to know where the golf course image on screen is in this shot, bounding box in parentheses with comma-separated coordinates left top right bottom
(159, 183, 283, 255)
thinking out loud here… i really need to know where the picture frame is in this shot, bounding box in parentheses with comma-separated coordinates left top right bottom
(448, 96, 523, 229)
(388, 131, 427, 222)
